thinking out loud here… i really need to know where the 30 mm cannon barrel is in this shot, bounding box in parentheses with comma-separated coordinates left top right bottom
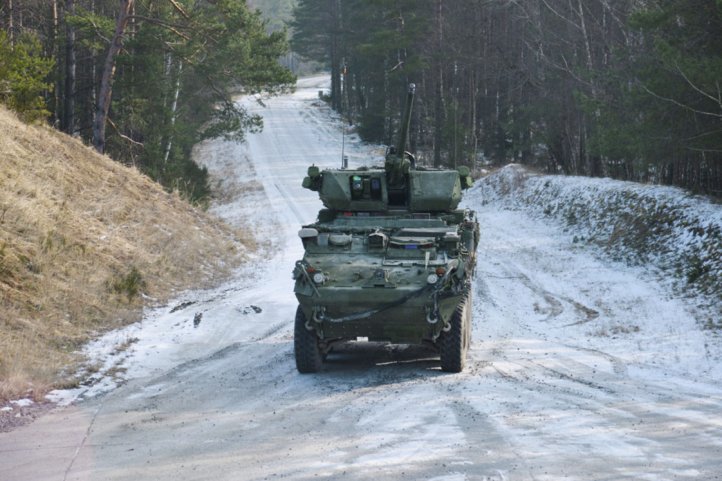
(385, 83, 416, 188)
(395, 83, 416, 156)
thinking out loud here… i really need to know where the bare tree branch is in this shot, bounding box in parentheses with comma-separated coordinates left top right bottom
(107, 116, 144, 148)
(674, 61, 722, 109)
(640, 83, 722, 119)
(538, 0, 581, 31)
(167, 0, 190, 20)
(128, 15, 190, 40)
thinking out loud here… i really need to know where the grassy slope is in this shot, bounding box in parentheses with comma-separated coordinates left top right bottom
(0, 107, 249, 401)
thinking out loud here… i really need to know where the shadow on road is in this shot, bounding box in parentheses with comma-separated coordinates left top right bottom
(319, 341, 446, 384)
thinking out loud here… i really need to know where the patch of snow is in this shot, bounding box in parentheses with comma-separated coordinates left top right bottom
(469, 165, 722, 309)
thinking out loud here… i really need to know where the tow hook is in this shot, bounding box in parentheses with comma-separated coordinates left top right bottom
(312, 306, 326, 324)
(425, 306, 439, 324)
(426, 291, 443, 327)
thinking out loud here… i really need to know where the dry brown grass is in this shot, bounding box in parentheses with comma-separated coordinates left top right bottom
(0, 106, 249, 402)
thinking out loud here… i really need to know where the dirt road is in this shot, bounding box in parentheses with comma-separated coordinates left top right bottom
(1, 76, 720, 481)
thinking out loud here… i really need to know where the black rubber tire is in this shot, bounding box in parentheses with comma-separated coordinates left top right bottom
(294, 306, 323, 373)
(439, 290, 472, 373)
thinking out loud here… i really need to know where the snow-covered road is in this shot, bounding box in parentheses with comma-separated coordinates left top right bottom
(1, 76, 721, 481)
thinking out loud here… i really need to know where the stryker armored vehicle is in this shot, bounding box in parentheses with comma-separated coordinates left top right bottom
(293, 84, 478, 373)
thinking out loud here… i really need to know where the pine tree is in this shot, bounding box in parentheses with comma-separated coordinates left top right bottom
(0, 31, 54, 122)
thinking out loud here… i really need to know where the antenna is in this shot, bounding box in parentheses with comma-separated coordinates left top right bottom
(341, 124, 347, 169)
(341, 60, 349, 169)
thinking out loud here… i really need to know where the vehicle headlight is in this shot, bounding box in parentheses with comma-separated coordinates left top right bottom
(426, 273, 439, 285)
(313, 272, 326, 284)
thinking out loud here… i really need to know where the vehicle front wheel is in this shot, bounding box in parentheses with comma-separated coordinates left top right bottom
(294, 306, 323, 373)
(438, 290, 472, 373)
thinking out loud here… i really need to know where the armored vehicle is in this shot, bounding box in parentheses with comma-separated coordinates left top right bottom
(293, 84, 478, 373)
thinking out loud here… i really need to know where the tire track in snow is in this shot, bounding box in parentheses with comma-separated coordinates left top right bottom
(274, 182, 307, 226)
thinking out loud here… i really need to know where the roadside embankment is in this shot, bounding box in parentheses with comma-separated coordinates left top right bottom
(0, 106, 249, 404)
(470, 165, 722, 325)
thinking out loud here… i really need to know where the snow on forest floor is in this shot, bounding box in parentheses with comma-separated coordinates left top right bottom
(474, 164, 721, 322)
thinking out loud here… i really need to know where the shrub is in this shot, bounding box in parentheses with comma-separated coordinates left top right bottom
(0, 31, 53, 122)
(108, 267, 147, 301)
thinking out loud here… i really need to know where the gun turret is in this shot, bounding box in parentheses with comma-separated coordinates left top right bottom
(301, 81, 473, 213)
(385, 84, 416, 189)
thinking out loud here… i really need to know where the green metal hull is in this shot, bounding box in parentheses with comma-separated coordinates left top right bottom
(296, 286, 462, 344)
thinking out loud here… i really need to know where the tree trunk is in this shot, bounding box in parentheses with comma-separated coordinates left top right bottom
(92, 0, 134, 154)
(575, 0, 602, 177)
(51, 0, 60, 126)
(90, 0, 97, 110)
(433, 0, 444, 167)
(164, 60, 183, 163)
(63, 0, 76, 135)
(329, 0, 342, 112)
(7, 0, 14, 45)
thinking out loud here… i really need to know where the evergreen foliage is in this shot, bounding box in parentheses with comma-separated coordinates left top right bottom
(0, 32, 54, 122)
(0, 0, 295, 204)
(248, 0, 297, 32)
(291, 0, 722, 195)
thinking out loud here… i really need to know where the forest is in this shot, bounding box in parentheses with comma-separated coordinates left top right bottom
(0, 0, 294, 203)
(2, 1, 720, 198)
(292, 0, 722, 196)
